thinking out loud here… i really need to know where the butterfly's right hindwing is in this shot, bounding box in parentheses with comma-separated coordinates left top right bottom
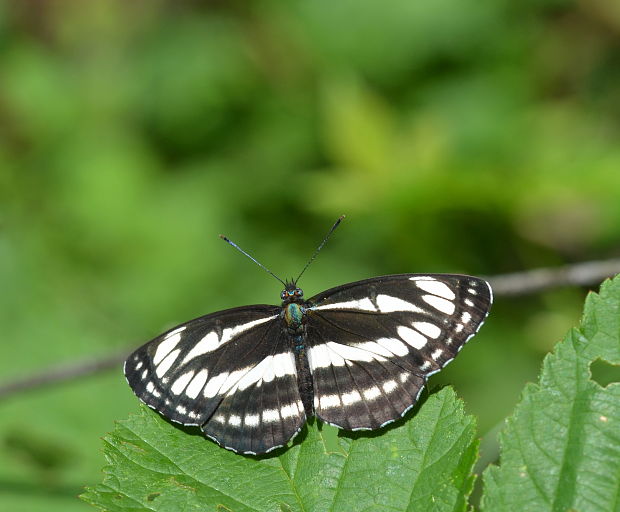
(124, 305, 306, 454)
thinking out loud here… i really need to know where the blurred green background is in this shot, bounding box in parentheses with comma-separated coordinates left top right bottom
(1, 1, 620, 510)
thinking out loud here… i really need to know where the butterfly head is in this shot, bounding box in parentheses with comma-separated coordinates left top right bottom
(281, 282, 304, 304)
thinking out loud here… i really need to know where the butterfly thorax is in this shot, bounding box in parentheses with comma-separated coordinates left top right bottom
(284, 302, 305, 331)
(280, 285, 306, 331)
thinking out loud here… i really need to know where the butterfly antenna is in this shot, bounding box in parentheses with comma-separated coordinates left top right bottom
(295, 215, 346, 284)
(219, 234, 287, 287)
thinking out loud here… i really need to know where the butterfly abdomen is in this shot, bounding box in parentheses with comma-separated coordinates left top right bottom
(293, 343, 315, 416)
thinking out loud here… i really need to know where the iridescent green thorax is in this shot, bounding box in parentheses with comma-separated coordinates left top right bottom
(284, 302, 304, 330)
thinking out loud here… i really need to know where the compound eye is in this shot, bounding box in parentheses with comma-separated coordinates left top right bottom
(281, 291, 287, 300)
(294, 289, 303, 296)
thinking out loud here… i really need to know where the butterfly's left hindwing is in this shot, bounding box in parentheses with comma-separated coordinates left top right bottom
(304, 274, 492, 430)
(124, 305, 307, 454)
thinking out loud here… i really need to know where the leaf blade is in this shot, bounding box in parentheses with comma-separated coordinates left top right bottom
(481, 276, 620, 512)
(83, 388, 477, 512)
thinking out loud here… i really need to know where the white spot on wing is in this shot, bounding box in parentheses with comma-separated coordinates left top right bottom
(422, 294, 456, 315)
(229, 415, 241, 426)
(409, 275, 435, 281)
(236, 358, 273, 391)
(376, 294, 423, 313)
(171, 371, 195, 395)
(176, 405, 187, 414)
(197, 353, 296, 399)
(262, 409, 280, 423)
(308, 344, 345, 369)
(146, 381, 154, 393)
(245, 414, 259, 427)
(413, 322, 442, 339)
(153, 331, 184, 365)
(203, 371, 229, 397)
(461, 312, 472, 324)
(397, 326, 427, 349)
(167, 326, 187, 338)
(352, 341, 393, 358)
(220, 316, 276, 345)
(420, 361, 432, 371)
(185, 316, 275, 364)
(312, 298, 376, 312)
(327, 341, 386, 363)
(261, 358, 276, 384)
(363, 386, 381, 400)
(156, 348, 181, 378)
(413, 279, 456, 300)
(280, 403, 299, 419)
(341, 390, 362, 405)
(181, 331, 219, 364)
(383, 380, 398, 393)
(319, 394, 341, 408)
(273, 352, 296, 378)
(185, 369, 209, 399)
(135, 361, 143, 371)
(219, 368, 252, 395)
(431, 349, 443, 360)
(376, 337, 409, 356)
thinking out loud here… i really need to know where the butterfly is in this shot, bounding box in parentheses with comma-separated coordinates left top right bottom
(124, 217, 492, 455)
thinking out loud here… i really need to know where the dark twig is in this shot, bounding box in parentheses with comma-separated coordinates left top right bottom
(0, 258, 619, 401)
(0, 350, 128, 400)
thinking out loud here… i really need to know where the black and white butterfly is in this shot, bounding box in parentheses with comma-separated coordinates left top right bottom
(125, 217, 492, 455)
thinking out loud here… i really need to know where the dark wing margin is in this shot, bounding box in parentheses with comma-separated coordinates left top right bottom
(305, 274, 492, 430)
(124, 305, 306, 455)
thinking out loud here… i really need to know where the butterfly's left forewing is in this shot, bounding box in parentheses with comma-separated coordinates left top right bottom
(124, 305, 306, 454)
(304, 274, 492, 430)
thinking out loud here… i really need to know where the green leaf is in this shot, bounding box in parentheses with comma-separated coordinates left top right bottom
(481, 275, 620, 512)
(81, 387, 477, 512)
